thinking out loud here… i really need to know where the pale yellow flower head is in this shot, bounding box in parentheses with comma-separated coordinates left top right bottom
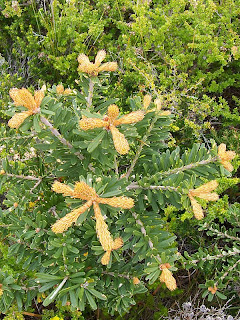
(79, 104, 145, 154)
(159, 264, 177, 291)
(51, 180, 134, 265)
(218, 144, 236, 172)
(208, 285, 217, 294)
(78, 50, 118, 76)
(143, 94, 171, 115)
(133, 277, 140, 285)
(56, 84, 72, 95)
(188, 181, 219, 220)
(8, 88, 44, 129)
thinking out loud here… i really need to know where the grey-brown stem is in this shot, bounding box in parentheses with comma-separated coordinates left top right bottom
(132, 212, 161, 263)
(40, 116, 84, 160)
(127, 182, 179, 192)
(87, 79, 94, 108)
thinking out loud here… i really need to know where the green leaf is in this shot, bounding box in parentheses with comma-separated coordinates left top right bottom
(33, 115, 41, 132)
(216, 291, 227, 299)
(85, 290, 97, 310)
(43, 277, 68, 306)
(87, 131, 106, 153)
(87, 288, 107, 300)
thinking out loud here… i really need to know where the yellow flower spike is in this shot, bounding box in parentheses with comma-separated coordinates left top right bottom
(8, 111, 32, 129)
(0, 170, 5, 175)
(78, 53, 90, 65)
(94, 49, 106, 67)
(114, 111, 145, 126)
(133, 277, 140, 285)
(52, 181, 74, 197)
(108, 104, 119, 121)
(188, 181, 219, 220)
(218, 143, 236, 172)
(56, 85, 72, 95)
(56, 84, 64, 94)
(190, 180, 218, 197)
(51, 180, 133, 264)
(110, 125, 130, 154)
(143, 94, 152, 109)
(63, 88, 72, 95)
(9, 88, 35, 110)
(154, 98, 162, 110)
(73, 181, 98, 200)
(51, 201, 93, 233)
(98, 62, 118, 73)
(79, 118, 106, 131)
(159, 264, 177, 291)
(79, 104, 145, 154)
(0, 288, 3, 297)
(98, 196, 134, 209)
(8, 87, 44, 129)
(93, 202, 123, 265)
(188, 194, 204, 220)
(77, 50, 117, 76)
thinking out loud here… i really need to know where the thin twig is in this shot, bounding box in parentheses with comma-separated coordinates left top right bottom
(217, 259, 240, 285)
(114, 155, 119, 175)
(102, 271, 130, 279)
(208, 225, 240, 242)
(0, 133, 35, 141)
(185, 248, 240, 265)
(127, 182, 179, 192)
(132, 212, 162, 264)
(2, 173, 41, 181)
(40, 116, 84, 160)
(125, 116, 159, 179)
(30, 179, 42, 193)
(159, 156, 219, 177)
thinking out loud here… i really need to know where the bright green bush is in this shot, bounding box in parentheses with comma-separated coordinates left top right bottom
(0, 52, 238, 317)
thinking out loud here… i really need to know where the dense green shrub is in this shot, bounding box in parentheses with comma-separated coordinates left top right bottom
(0, 51, 238, 318)
(0, 0, 239, 141)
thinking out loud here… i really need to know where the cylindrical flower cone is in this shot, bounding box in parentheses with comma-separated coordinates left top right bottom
(114, 111, 145, 126)
(197, 192, 219, 201)
(143, 95, 152, 109)
(79, 118, 106, 131)
(9, 88, 35, 109)
(8, 110, 33, 129)
(110, 125, 129, 154)
(34, 90, 45, 109)
(101, 251, 111, 265)
(56, 84, 64, 94)
(94, 202, 115, 251)
(221, 160, 234, 172)
(159, 265, 177, 291)
(108, 104, 119, 120)
(52, 181, 74, 197)
(51, 201, 92, 233)
(133, 277, 140, 285)
(98, 62, 118, 72)
(74, 181, 97, 200)
(78, 54, 90, 64)
(98, 196, 134, 209)
(188, 194, 204, 220)
(191, 180, 218, 196)
(95, 50, 106, 67)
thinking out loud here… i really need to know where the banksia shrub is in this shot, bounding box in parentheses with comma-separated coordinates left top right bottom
(0, 51, 237, 316)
